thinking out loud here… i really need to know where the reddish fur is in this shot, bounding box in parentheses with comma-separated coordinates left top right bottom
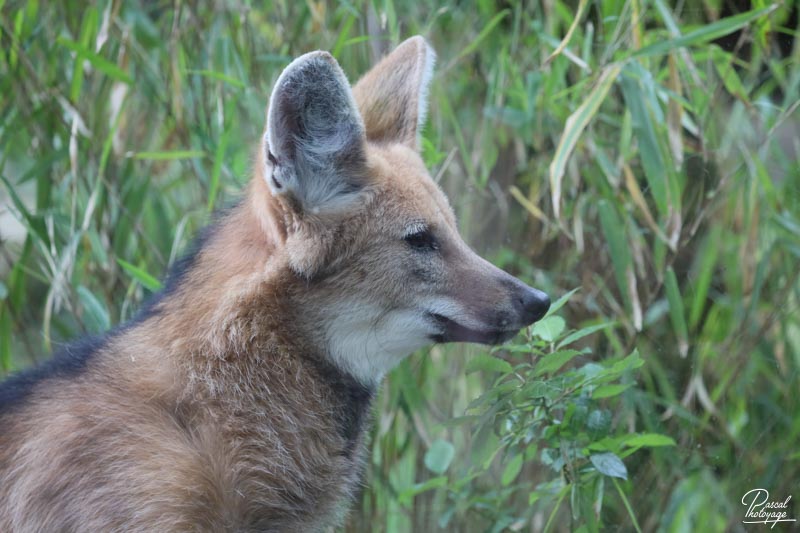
(0, 36, 547, 531)
(0, 140, 461, 531)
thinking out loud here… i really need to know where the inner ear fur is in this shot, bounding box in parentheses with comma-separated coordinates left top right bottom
(352, 36, 436, 151)
(265, 51, 367, 215)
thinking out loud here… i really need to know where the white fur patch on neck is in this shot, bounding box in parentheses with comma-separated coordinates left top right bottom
(322, 300, 440, 386)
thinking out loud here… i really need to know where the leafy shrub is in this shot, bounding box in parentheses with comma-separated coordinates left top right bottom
(414, 293, 672, 531)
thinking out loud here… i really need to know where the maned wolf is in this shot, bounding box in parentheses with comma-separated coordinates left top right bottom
(0, 36, 549, 531)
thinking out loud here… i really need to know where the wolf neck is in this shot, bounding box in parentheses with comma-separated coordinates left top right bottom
(132, 186, 377, 445)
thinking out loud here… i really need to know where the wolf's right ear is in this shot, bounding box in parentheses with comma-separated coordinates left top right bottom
(265, 51, 367, 214)
(353, 36, 436, 151)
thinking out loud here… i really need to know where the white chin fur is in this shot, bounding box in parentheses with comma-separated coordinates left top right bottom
(322, 301, 442, 386)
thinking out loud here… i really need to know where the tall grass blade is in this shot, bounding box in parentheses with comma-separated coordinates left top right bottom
(452, 10, 510, 64)
(549, 63, 622, 219)
(132, 150, 205, 160)
(632, 4, 779, 58)
(57, 37, 133, 84)
(664, 267, 689, 357)
(117, 259, 163, 292)
(598, 200, 632, 316)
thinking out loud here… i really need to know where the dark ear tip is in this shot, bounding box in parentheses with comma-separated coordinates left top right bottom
(285, 51, 339, 77)
(295, 50, 335, 67)
(272, 51, 350, 104)
(270, 51, 349, 111)
(311, 50, 336, 63)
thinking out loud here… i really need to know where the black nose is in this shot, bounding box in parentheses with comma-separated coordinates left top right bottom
(518, 287, 550, 324)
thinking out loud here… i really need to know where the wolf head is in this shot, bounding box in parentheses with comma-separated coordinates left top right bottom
(258, 37, 549, 385)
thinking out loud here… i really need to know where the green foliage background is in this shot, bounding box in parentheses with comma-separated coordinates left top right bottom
(1, 0, 798, 531)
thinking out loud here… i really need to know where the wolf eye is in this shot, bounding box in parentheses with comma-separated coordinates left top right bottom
(404, 229, 439, 252)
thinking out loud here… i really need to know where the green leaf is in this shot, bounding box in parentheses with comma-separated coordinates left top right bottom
(519, 380, 556, 400)
(70, 6, 97, 101)
(0, 308, 10, 371)
(76, 285, 111, 333)
(185, 69, 245, 88)
(592, 383, 633, 399)
(689, 228, 721, 328)
(471, 421, 502, 469)
(397, 476, 448, 506)
(0, 281, 7, 301)
(9, 9, 22, 69)
(619, 67, 668, 217)
(440, 415, 480, 428)
(664, 267, 689, 356)
(590, 452, 628, 480)
(632, 4, 778, 58)
(532, 316, 566, 342)
(424, 439, 455, 475)
(132, 150, 205, 160)
(710, 46, 747, 98)
(587, 409, 612, 433)
(501, 453, 524, 486)
(465, 354, 513, 374)
(546, 287, 579, 317)
(87, 229, 109, 267)
(117, 259, 163, 291)
(331, 14, 356, 59)
(57, 37, 133, 84)
(549, 63, 622, 218)
(454, 9, 510, 62)
(608, 349, 644, 375)
(208, 130, 229, 212)
(623, 433, 676, 448)
(534, 349, 581, 376)
(612, 478, 643, 533)
(558, 322, 614, 349)
(0, 174, 49, 248)
(395, 359, 424, 410)
(598, 200, 632, 311)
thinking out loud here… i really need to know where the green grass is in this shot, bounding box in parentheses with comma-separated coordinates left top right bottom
(1, 1, 798, 531)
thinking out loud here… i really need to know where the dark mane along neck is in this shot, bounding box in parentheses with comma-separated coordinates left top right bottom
(124, 187, 377, 446)
(300, 350, 376, 453)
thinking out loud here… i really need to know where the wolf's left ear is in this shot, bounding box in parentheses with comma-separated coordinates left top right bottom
(353, 36, 436, 151)
(265, 51, 367, 214)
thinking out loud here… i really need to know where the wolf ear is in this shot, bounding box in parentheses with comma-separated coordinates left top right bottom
(265, 51, 367, 213)
(353, 36, 436, 151)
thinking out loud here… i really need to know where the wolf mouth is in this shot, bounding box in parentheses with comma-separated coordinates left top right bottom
(428, 313, 520, 345)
